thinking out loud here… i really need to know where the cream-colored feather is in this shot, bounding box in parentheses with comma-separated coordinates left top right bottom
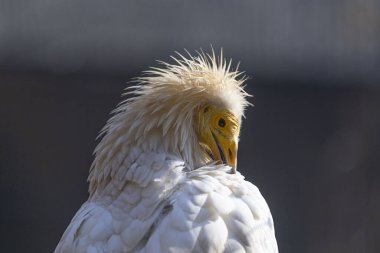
(89, 50, 250, 194)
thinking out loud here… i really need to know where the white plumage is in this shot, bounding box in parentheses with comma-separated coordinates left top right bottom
(55, 51, 278, 253)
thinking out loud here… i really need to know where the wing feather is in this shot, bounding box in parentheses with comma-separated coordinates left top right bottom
(55, 151, 186, 253)
(55, 155, 277, 253)
(144, 165, 278, 253)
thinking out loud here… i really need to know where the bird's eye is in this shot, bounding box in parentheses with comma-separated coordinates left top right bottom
(218, 118, 226, 127)
(204, 107, 209, 113)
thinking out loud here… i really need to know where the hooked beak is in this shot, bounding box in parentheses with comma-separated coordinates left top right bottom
(210, 132, 238, 173)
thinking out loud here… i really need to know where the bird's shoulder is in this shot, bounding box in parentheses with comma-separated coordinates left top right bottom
(143, 165, 278, 253)
(55, 150, 187, 253)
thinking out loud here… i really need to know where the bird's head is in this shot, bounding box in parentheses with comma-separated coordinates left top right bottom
(196, 104, 240, 172)
(91, 50, 250, 190)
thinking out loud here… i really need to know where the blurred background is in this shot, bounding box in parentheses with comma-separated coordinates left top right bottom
(1, 0, 379, 252)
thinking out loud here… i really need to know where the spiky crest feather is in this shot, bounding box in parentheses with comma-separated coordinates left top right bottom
(88, 50, 250, 195)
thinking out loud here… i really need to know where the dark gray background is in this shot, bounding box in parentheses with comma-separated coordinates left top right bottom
(1, 1, 379, 252)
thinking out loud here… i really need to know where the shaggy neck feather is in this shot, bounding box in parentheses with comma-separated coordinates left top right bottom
(88, 100, 206, 195)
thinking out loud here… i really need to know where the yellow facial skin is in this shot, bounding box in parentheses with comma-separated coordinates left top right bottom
(196, 105, 240, 173)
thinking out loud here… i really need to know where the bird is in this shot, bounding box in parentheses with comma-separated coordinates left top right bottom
(54, 50, 278, 253)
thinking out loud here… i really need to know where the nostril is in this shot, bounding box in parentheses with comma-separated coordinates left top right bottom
(207, 149, 215, 161)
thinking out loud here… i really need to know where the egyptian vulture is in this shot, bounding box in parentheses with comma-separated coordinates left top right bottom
(55, 51, 278, 253)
